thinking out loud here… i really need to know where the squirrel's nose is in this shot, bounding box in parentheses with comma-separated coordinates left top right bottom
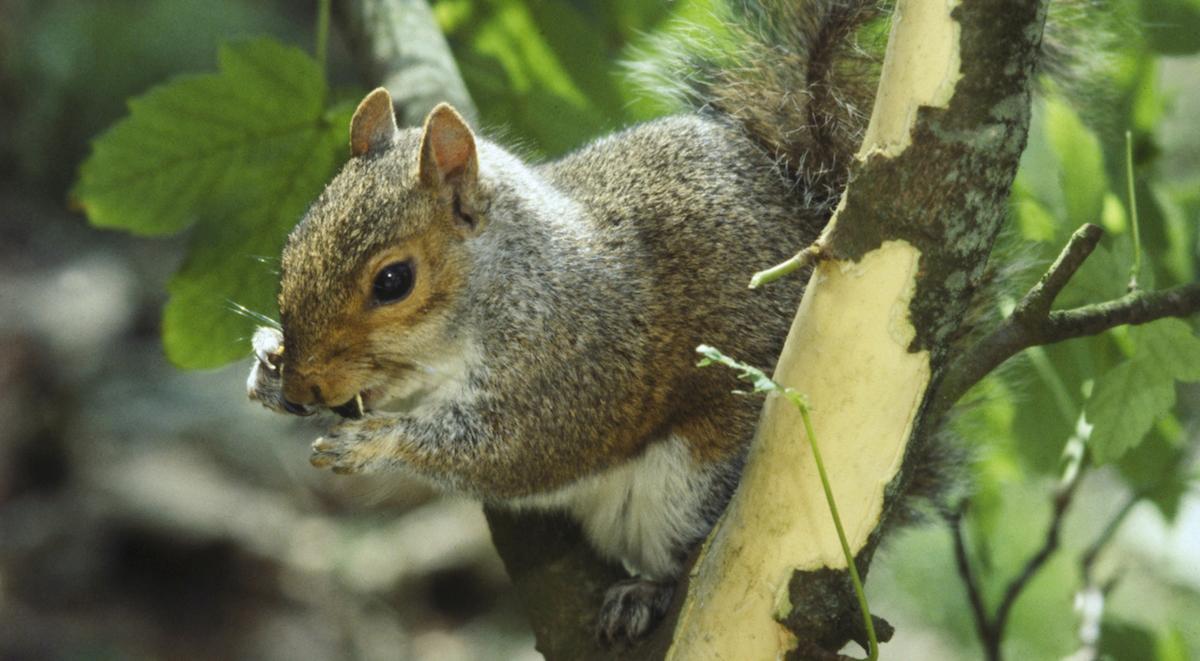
(282, 371, 325, 408)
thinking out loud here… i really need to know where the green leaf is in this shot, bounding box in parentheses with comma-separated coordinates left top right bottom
(74, 39, 329, 235)
(1118, 429, 1189, 521)
(1139, 0, 1200, 55)
(1057, 243, 1130, 309)
(695, 344, 785, 399)
(1135, 318, 1200, 381)
(163, 104, 352, 368)
(1155, 627, 1190, 661)
(449, 0, 613, 157)
(1013, 192, 1059, 243)
(74, 38, 353, 367)
(1100, 617, 1159, 661)
(1151, 184, 1198, 284)
(1085, 319, 1200, 463)
(1043, 98, 1108, 230)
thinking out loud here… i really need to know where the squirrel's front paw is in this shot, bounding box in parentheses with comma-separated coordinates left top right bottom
(246, 326, 309, 415)
(310, 417, 394, 475)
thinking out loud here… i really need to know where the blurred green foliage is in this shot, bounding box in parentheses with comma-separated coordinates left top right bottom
(1, 0, 302, 192)
(933, 1, 1200, 657)
(9, 0, 1196, 656)
(73, 40, 354, 367)
(431, 0, 725, 155)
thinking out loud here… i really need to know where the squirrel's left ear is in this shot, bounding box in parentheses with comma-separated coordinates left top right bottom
(350, 88, 398, 157)
(418, 103, 478, 190)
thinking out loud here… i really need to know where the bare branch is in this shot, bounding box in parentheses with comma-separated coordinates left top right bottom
(1012, 223, 1103, 322)
(934, 224, 1200, 420)
(1043, 283, 1200, 343)
(992, 473, 1081, 642)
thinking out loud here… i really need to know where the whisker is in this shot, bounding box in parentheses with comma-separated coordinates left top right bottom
(225, 300, 281, 329)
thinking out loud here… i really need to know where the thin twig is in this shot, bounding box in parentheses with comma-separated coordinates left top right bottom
(1012, 224, 1104, 322)
(1124, 131, 1142, 292)
(316, 0, 331, 76)
(950, 505, 992, 656)
(991, 472, 1083, 642)
(1041, 283, 1200, 344)
(1066, 492, 1139, 661)
(749, 241, 827, 289)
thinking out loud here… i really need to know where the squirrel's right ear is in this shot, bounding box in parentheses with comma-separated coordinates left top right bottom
(418, 103, 478, 190)
(349, 88, 398, 157)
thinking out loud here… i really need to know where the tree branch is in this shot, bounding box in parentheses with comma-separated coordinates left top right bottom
(1043, 284, 1200, 343)
(332, 0, 477, 125)
(1079, 493, 1138, 579)
(952, 458, 1086, 661)
(934, 223, 1200, 421)
(1064, 491, 1139, 660)
(1012, 223, 1104, 322)
(991, 473, 1081, 649)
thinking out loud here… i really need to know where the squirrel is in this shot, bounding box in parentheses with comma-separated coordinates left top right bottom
(245, 0, 964, 643)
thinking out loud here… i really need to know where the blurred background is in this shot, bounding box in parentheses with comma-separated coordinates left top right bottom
(1, 1, 1198, 659)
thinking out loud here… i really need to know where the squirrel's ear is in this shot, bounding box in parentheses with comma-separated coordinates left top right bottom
(350, 88, 398, 157)
(418, 103, 478, 189)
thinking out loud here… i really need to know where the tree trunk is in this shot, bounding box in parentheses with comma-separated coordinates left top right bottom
(668, 0, 1049, 656)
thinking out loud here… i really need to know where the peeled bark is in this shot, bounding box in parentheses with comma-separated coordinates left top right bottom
(668, 0, 1050, 656)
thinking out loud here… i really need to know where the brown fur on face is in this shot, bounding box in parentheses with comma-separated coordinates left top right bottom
(277, 128, 479, 409)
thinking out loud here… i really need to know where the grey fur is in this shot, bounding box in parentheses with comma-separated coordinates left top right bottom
(250, 0, 886, 642)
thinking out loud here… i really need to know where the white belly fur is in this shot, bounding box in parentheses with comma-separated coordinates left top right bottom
(510, 434, 720, 580)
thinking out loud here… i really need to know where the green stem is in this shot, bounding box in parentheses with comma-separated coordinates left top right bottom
(787, 390, 879, 660)
(1125, 130, 1142, 292)
(316, 0, 332, 77)
(749, 244, 822, 289)
(695, 345, 878, 658)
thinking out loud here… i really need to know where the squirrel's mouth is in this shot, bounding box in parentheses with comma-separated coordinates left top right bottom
(330, 392, 366, 419)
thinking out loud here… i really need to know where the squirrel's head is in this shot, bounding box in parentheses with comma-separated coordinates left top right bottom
(276, 89, 485, 414)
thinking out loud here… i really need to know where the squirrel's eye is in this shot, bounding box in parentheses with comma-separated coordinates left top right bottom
(372, 260, 415, 304)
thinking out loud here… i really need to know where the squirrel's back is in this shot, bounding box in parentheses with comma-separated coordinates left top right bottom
(541, 114, 819, 454)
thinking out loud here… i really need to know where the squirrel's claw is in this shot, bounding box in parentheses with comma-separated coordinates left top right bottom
(310, 434, 353, 472)
(310, 418, 395, 475)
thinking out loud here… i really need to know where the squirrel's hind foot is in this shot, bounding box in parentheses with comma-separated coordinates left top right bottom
(597, 578, 674, 645)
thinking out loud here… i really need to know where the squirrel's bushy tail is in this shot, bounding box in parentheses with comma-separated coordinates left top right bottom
(634, 0, 1121, 211)
(633, 0, 888, 210)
